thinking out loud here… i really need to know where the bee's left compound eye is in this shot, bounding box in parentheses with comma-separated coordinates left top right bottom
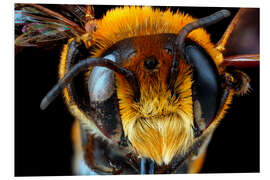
(88, 54, 116, 102)
(87, 38, 138, 142)
(88, 54, 123, 141)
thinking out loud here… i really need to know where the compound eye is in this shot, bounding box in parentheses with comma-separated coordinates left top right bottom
(88, 54, 122, 141)
(184, 43, 220, 132)
(88, 54, 116, 102)
(87, 37, 137, 143)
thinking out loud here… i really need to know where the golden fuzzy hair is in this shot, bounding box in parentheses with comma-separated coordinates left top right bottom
(115, 35, 194, 165)
(92, 6, 223, 66)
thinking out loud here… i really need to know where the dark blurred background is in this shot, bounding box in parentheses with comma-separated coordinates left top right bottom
(15, 5, 259, 176)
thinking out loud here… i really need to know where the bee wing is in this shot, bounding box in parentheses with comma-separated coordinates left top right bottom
(42, 5, 96, 33)
(216, 8, 259, 67)
(15, 4, 87, 47)
(221, 54, 259, 68)
(60, 5, 87, 27)
(15, 21, 75, 47)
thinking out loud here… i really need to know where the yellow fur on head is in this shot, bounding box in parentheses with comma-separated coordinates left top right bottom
(115, 35, 194, 165)
(92, 6, 223, 66)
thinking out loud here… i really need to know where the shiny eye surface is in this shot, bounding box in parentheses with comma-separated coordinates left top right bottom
(88, 53, 122, 140)
(87, 38, 137, 141)
(184, 41, 220, 131)
(88, 54, 116, 102)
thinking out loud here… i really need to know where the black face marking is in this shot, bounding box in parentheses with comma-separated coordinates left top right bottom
(144, 55, 159, 71)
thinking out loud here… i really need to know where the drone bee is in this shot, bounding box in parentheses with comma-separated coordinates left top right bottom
(15, 5, 259, 174)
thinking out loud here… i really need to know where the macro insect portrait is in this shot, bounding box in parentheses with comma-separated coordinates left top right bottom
(15, 4, 259, 175)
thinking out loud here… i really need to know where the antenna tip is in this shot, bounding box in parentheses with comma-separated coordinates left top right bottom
(40, 97, 49, 110)
(221, 9, 231, 17)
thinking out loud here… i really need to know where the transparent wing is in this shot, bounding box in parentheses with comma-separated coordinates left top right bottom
(217, 8, 259, 67)
(15, 4, 86, 47)
(15, 22, 75, 46)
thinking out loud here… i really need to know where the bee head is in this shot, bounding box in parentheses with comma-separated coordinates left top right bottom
(89, 7, 233, 165)
(41, 7, 250, 172)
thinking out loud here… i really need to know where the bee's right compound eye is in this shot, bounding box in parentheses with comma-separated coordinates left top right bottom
(184, 41, 220, 132)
